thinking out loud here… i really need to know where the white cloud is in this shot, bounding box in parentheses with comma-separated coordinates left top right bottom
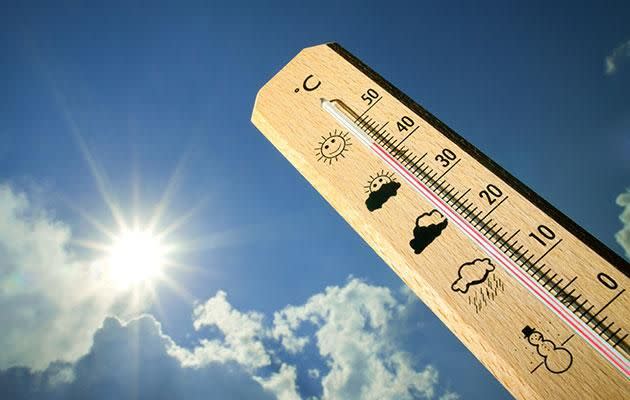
(0, 184, 128, 370)
(255, 363, 302, 400)
(0, 315, 274, 399)
(605, 39, 630, 75)
(168, 290, 271, 370)
(616, 189, 630, 258)
(272, 279, 440, 400)
(169, 278, 454, 399)
(46, 366, 75, 387)
(167, 290, 303, 400)
(439, 392, 461, 400)
(0, 183, 457, 398)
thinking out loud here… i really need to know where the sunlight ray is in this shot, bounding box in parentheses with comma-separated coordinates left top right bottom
(39, 64, 199, 316)
(131, 161, 141, 231)
(71, 131, 129, 232)
(146, 284, 167, 319)
(155, 195, 209, 240)
(147, 151, 191, 233)
(39, 49, 128, 233)
(166, 229, 243, 254)
(61, 199, 118, 240)
(160, 259, 200, 273)
(71, 238, 112, 253)
(157, 274, 196, 305)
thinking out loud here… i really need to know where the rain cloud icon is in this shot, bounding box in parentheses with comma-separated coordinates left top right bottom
(451, 258, 495, 294)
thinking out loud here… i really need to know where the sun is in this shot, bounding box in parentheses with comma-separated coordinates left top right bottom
(107, 228, 167, 288)
(316, 130, 351, 164)
(63, 106, 212, 311)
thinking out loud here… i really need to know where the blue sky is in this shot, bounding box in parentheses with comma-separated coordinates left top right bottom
(1, 1, 629, 399)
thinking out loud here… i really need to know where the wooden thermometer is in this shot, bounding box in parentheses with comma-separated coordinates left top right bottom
(251, 43, 629, 399)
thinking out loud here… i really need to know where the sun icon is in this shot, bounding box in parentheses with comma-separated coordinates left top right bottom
(364, 170, 396, 193)
(316, 130, 351, 164)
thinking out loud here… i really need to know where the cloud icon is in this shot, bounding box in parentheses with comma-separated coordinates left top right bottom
(409, 209, 448, 254)
(451, 258, 495, 294)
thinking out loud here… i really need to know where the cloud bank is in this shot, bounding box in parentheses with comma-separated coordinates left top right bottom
(0, 183, 458, 399)
(170, 290, 270, 370)
(0, 315, 275, 400)
(0, 184, 124, 370)
(616, 189, 630, 259)
(605, 39, 630, 75)
(271, 279, 441, 400)
(1, 280, 458, 400)
(170, 278, 455, 399)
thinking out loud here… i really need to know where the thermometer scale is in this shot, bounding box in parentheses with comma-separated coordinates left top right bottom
(251, 43, 629, 399)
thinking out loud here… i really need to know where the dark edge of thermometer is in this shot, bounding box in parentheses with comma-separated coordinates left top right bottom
(327, 42, 630, 277)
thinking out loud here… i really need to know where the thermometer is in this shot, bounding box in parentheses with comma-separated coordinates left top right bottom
(251, 43, 629, 399)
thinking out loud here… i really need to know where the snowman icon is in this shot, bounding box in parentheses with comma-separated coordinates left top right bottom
(522, 326, 573, 374)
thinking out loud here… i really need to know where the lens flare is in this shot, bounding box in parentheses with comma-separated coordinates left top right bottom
(107, 229, 166, 287)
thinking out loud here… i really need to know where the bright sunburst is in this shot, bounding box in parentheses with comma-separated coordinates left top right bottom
(107, 228, 166, 288)
(65, 128, 207, 307)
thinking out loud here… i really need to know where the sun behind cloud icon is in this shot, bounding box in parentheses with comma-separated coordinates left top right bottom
(364, 171, 401, 211)
(316, 130, 351, 164)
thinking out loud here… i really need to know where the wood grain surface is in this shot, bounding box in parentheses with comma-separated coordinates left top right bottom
(251, 43, 629, 400)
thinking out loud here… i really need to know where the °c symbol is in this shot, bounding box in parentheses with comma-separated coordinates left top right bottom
(298, 74, 321, 92)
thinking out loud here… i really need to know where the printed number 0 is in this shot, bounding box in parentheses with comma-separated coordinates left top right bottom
(479, 184, 502, 205)
(597, 272, 618, 290)
(397, 116, 414, 132)
(361, 89, 379, 105)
